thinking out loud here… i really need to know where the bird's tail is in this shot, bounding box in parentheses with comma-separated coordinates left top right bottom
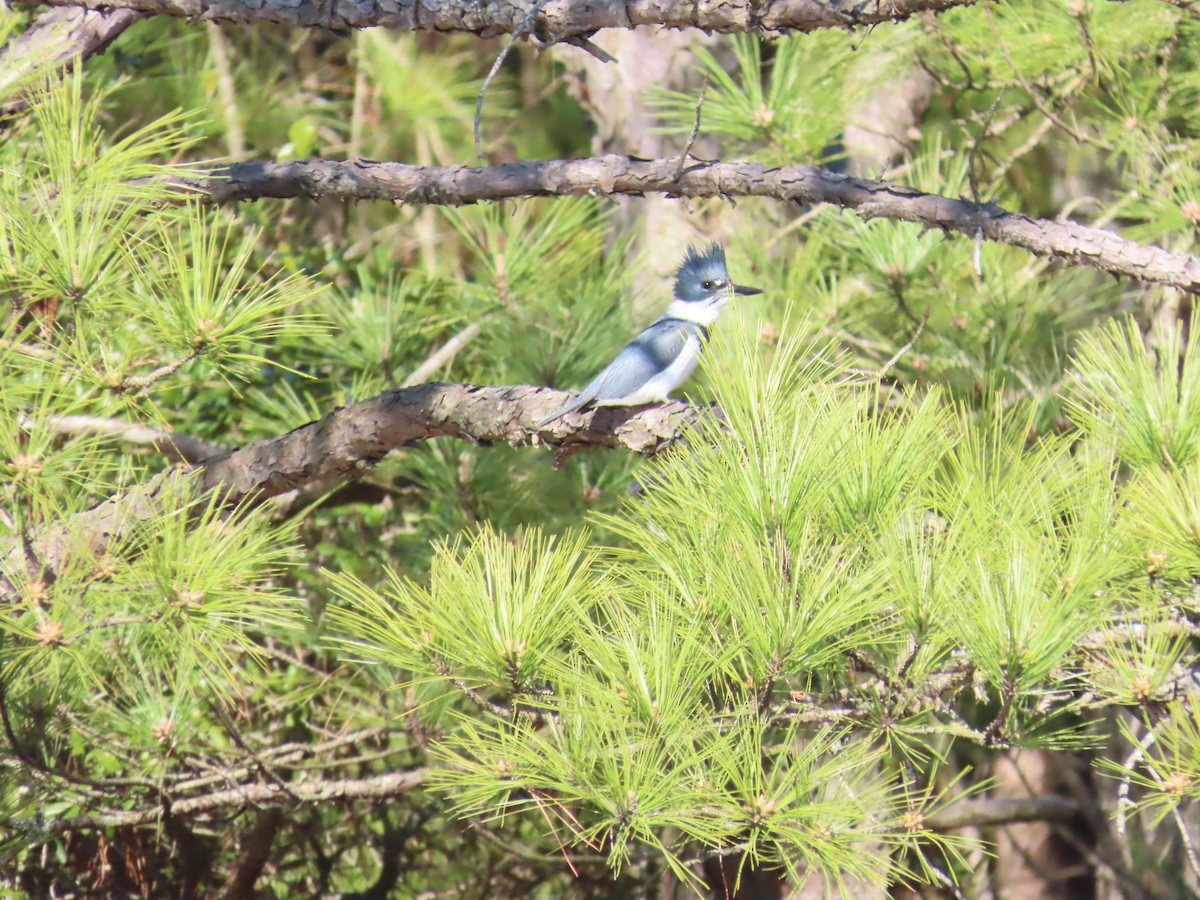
(535, 392, 591, 429)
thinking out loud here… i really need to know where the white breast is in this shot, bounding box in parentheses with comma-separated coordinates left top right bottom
(599, 334, 704, 406)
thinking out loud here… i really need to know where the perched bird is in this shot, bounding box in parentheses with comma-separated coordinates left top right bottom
(536, 243, 762, 428)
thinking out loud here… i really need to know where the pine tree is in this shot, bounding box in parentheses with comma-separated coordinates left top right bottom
(5, 2, 1200, 897)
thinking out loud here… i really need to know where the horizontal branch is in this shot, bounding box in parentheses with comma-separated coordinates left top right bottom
(36, 0, 976, 38)
(46, 768, 427, 833)
(0, 384, 701, 599)
(175, 155, 1200, 295)
(31, 773, 1081, 838)
(925, 795, 1079, 830)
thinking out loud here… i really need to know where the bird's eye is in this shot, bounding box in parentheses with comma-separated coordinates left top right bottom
(701, 280, 715, 290)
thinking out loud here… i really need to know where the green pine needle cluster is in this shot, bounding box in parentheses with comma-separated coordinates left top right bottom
(328, 311, 1200, 888)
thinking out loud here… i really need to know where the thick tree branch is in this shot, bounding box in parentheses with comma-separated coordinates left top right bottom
(0, 7, 143, 118)
(0, 384, 701, 599)
(176, 155, 1200, 295)
(197, 383, 696, 502)
(35, 0, 977, 38)
(43, 768, 427, 833)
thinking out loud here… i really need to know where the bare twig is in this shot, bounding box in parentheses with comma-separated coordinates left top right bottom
(206, 23, 245, 160)
(169, 727, 400, 795)
(31, 413, 224, 464)
(118, 353, 198, 397)
(474, 0, 553, 160)
(43, 768, 427, 834)
(878, 308, 930, 381)
(989, 113, 1057, 190)
(207, 701, 301, 804)
(1119, 725, 1200, 881)
(1116, 728, 1155, 837)
(991, 17, 1112, 151)
(675, 78, 708, 181)
(402, 317, 490, 387)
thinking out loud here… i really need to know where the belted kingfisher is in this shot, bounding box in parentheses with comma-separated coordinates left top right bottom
(536, 243, 762, 428)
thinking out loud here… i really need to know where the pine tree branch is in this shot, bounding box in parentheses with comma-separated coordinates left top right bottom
(35, 769, 1076, 843)
(34, 0, 978, 38)
(34, 413, 225, 465)
(0, 7, 144, 118)
(925, 796, 1080, 830)
(0, 383, 702, 599)
(41, 768, 427, 833)
(175, 155, 1200, 295)
(196, 383, 696, 501)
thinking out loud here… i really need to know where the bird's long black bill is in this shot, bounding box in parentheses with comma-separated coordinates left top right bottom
(733, 284, 764, 296)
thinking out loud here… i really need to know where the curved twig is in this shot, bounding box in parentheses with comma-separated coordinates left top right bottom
(474, 0, 552, 160)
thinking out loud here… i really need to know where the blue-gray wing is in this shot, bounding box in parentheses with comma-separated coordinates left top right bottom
(535, 318, 703, 428)
(584, 318, 704, 402)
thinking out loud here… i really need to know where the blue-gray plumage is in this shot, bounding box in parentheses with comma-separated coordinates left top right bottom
(536, 243, 762, 428)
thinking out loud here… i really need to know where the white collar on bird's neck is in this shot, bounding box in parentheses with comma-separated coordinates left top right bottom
(661, 295, 726, 327)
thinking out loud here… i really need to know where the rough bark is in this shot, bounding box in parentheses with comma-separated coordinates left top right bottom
(197, 383, 697, 500)
(34, 0, 978, 37)
(0, 7, 144, 117)
(0, 383, 704, 600)
(173, 155, 1200, 295)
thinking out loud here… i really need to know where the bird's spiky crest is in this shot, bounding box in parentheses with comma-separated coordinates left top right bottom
(676, 242, 726, 279)
(673, 242, 727, 296)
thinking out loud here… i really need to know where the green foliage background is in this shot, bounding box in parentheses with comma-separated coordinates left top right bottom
(4, 2, 1200, 897)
